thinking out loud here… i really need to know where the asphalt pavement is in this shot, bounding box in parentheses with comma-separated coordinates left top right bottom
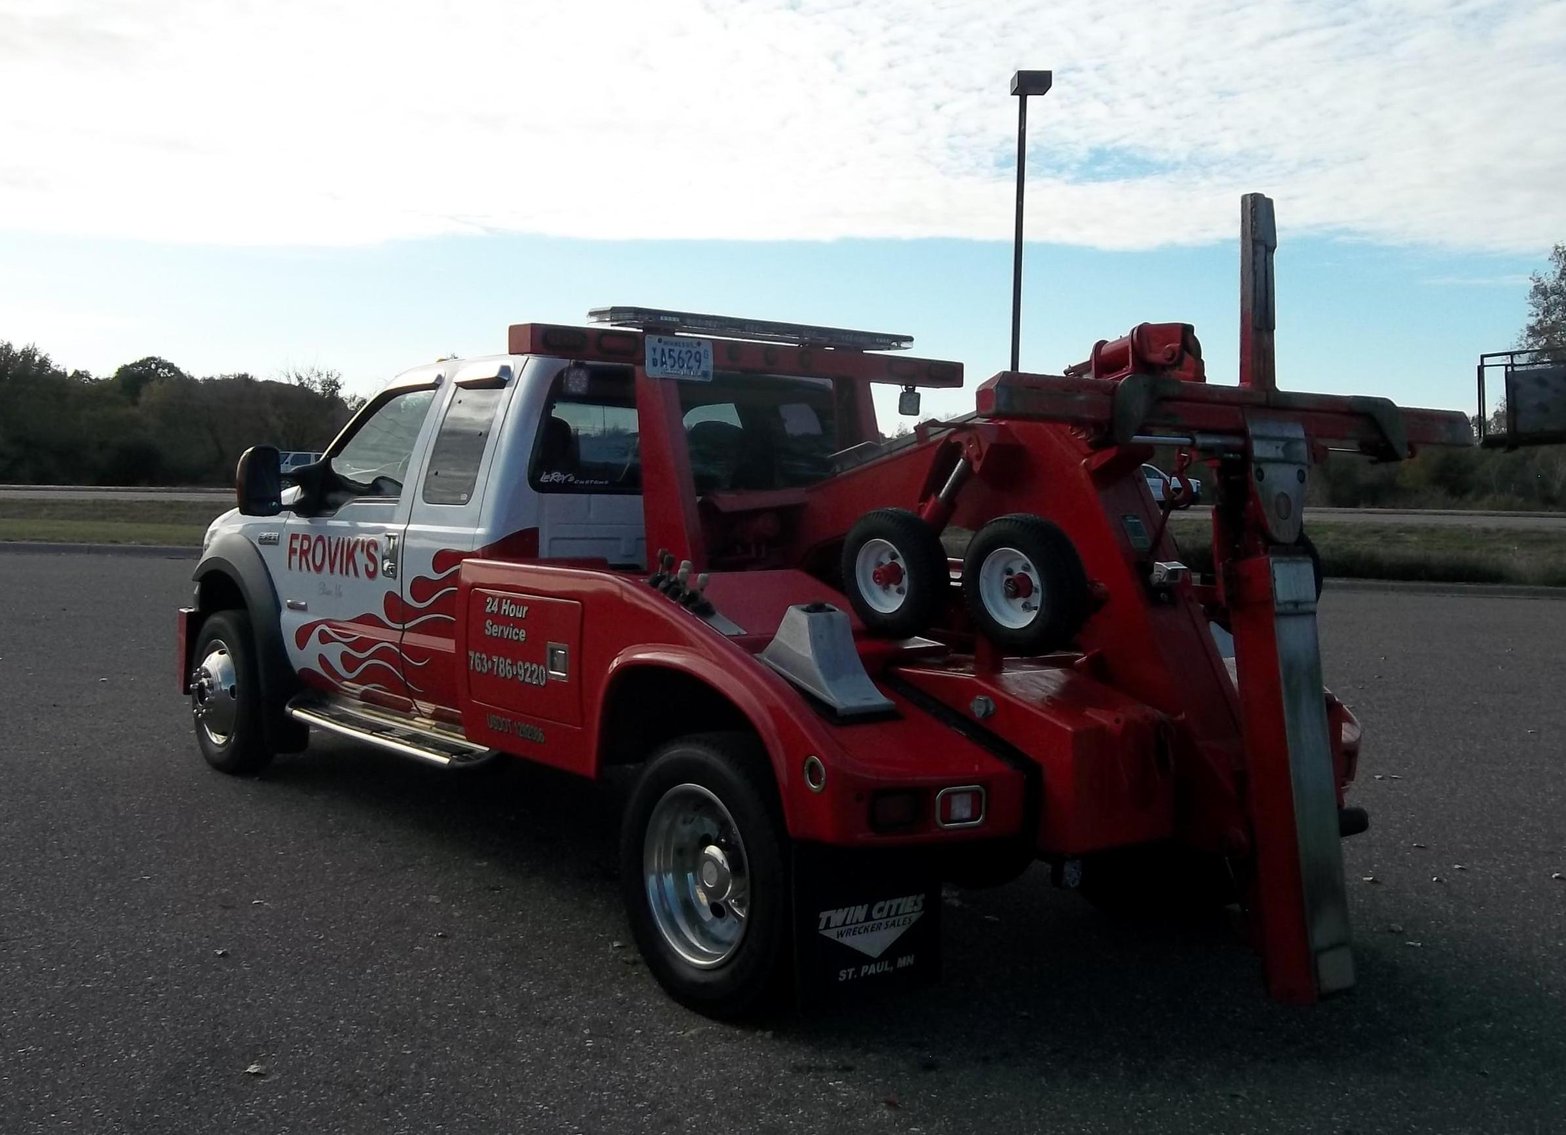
(0, 550, 1562, 1134)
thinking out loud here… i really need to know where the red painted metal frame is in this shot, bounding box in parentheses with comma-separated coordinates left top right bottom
(975, 371, 1474, 455)
(723, 359, 1460, 1003)
(1226, 552, 1326, 1002)
(452, 558, 1027, 847)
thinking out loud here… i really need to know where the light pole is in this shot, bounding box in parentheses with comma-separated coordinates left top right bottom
(1009, 70, 1052, 373)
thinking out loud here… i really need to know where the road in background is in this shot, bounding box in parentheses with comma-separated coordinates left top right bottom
(1, 550, 1563, 1134)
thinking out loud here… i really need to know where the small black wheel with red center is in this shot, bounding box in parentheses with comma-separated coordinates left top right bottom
(961, 514, 1091, 655)
(840, 508, 950, 639)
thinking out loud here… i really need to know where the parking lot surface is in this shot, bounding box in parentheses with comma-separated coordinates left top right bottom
(1, 549, 1562, 1134)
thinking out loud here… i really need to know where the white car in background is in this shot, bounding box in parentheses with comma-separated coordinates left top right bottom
(1142, 463, 1202, 504)
(279, 451, 324, 476)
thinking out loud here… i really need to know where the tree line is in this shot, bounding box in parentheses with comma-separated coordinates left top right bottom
(0, 342, 358, 485)
(2, 244, 1562, 496)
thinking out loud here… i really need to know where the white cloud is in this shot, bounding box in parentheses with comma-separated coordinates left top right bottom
(1, 0, 1562, 252)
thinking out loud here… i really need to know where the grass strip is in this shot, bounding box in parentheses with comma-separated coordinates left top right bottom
(0, 519, 208, 546)
(1167, 517, 1566, 588)
(5, 498, 1565, 586)
(0, 498, 228, 526)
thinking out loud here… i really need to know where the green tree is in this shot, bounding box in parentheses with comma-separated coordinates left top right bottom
(284, 364, 344, 402)
(0, 341, 61, 385)
(1521, 243, 1566, 355)
(112, 356, 189, 403)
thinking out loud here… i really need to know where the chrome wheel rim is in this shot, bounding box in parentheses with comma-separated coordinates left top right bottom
(643, 783, 750, 968)
(191, 640, 239, 745)
(854, 537, 908, 614)
(977, 546, 1044, 630)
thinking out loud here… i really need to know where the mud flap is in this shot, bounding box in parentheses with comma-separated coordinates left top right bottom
(792, 842, 941, 1008)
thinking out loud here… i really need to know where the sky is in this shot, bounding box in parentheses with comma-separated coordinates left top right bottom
(2, 0, 1563, 426)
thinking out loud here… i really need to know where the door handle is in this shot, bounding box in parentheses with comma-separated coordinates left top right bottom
(382, 533, 399, 579)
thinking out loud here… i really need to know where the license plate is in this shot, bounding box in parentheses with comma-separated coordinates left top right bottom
(644, 335, 713, 381)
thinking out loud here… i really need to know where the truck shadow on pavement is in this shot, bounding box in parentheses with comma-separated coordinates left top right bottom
(259, 736, 1553, 1090)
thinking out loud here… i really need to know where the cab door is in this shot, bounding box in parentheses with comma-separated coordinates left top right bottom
(396, 364, 517, 716)
(278, 378, 442, 710)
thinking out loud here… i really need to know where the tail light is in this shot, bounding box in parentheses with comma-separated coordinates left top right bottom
(936, 786, 986, 829)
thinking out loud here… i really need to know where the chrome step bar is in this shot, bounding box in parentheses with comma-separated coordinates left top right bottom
(285, 693, 494, 770)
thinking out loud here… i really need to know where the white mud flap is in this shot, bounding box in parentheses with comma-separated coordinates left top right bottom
(792, 844, 942, 1007)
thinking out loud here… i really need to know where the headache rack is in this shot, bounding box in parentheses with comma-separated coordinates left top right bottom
(587, 306, 913, 352)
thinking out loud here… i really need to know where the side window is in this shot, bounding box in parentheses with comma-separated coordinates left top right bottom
(684, 402, 745, 491)
(422, 386, 505, 505)
(530, 365, 641, 492)
(332, 388, 437, 497)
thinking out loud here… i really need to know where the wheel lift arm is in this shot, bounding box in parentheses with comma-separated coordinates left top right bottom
(970, 196, 1471, 1003)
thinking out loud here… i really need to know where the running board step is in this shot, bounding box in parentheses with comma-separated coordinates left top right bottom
(285, 693, 493, 769)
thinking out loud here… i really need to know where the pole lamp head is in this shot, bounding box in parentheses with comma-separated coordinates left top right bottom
(1010, 70, 1053, 97)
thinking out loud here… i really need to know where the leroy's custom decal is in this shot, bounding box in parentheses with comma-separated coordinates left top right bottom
(287, 533, 380, 579)
(817, 893, 925, 959)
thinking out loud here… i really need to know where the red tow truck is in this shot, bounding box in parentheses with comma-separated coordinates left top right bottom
(177, 196, 1471, 1017)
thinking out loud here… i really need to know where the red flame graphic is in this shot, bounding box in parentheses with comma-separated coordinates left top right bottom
(292, 532, 535, 706)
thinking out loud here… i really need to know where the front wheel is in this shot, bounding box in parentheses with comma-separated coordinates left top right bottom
(190, 609, 275, 775)
(621, 733, 790, 1018)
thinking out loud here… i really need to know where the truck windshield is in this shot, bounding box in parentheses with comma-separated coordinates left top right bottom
(680, 372, 837, 492)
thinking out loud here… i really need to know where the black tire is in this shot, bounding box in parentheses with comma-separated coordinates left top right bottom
(190, 609, 275, 775)
(621, 733, 790, 1019)
(1074, 844, 1239, 919)
(961, 514, 1091, 655)
(840, 508, 950, 639)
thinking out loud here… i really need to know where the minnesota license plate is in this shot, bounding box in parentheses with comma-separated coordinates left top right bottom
(644, 335, 713, 381)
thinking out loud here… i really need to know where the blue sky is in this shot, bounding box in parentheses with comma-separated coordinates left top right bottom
(2, 0, 1561, 426)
